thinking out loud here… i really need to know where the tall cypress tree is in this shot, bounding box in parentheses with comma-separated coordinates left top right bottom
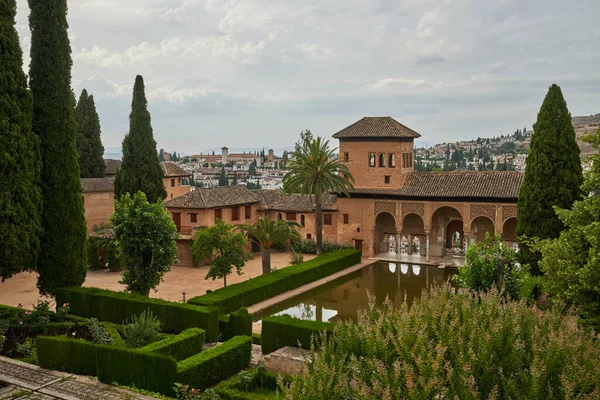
(29, 0, 87, 294)
(75, 89, 105, 178)
(114, 75, 166, 203)
(517, 84, 583, 275)
(219, 167, 229, 186)
(0, 0, 43, 281)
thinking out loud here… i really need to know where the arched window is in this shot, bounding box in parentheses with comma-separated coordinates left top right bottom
(389, 153, 396, 168)
(379, 153, 386, 167)
(369, 153, 375, 167)
(300, 215, 306, 227)
(277, 213, 283, 220)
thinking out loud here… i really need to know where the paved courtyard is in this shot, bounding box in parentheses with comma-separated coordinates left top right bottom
(0, 252, 315, 308)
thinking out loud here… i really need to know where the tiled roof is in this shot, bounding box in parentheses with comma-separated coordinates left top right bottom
(82, 176, 115, 193)
(332, 117, 421, 139)
(161, 162, 191, 177)
(104, 159, 121, 176)
(255, 189, 338, 212)
(163, 186, 260, 209)
(349, 171, 523, 199)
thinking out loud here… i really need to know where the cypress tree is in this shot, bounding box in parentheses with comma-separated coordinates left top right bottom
(0, 0, 43, 281)
(517, 84, 583, 275)
(219, 167, 229, 186)
(75, 89, 105, 178)
(29, 0, 87, 294)
(114, 75, 166, 203)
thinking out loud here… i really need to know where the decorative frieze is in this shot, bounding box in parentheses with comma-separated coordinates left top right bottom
(502, 205, 517, 222)
(402, 202, 425, 218)
(470, 204, 496, 222)
(374, 201, 396, 217)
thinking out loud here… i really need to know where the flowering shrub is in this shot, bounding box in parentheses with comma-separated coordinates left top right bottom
(280, 285, 600, 399)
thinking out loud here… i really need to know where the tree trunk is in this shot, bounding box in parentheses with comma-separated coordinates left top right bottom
(261, 248, 271, 274)
(224, 275, 227, 287)
(315, 200, 323, 255)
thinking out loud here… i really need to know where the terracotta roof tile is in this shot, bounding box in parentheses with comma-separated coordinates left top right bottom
(163, 186, 260, 209)
(332, 117, 421, 139)
(349, 171, 523, 199)
(82, 176, 115, 193)
(161, 162, 191, 177)
(254, 189, 338, 212)
(104, 159, 121, 176)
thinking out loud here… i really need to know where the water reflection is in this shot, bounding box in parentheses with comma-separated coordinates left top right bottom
(257, 262, 457, 323)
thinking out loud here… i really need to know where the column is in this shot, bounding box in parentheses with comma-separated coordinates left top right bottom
(426, 232, 430, 261)
(408, 234, 413, 255)
(464, 232, 470, 252)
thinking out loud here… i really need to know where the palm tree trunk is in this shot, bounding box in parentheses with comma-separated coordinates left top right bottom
(315, 200, 323, 255)
(261, 248, 271, 274)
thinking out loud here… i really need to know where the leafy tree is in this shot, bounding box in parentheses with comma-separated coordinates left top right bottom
(456, 233, 530, 300)
(182, 156, 189, 163)
(111, 191, 178, 296)
(537, 127, 600, 329)
(248, 160, 257, 177)
(29, 0, 87, 295)
(282, 285, 600, 399)
(517, 84, 583, 275)
(218, 166, 229, 186)
(191, 220, 247, 287)
(74, 89, 105, 178)
(232, 173, 238, 185)
(239, 217, 301, 274)
(283, 135, 354, 255)
(246, 181, 261, 190)
(114, 75, 166, 203)
(0, 0, 43, 281)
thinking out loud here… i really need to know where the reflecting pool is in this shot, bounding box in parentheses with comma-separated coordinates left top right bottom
(254, 261, 458, 323)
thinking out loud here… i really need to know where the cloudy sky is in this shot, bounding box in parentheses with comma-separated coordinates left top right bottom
(14, 0, 600, 153)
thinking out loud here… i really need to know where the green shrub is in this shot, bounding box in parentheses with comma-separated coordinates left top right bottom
(219, 308, 252, 341)
(103, 322, 126, 347)
(215, 367, 290, 400)
(292, 239, 354, 255)
(282, 285, 600, 399)
(96, 344, 177, 396)
(141, 328, 205, 361)
(289, 251, 303, 265)
(121, 309, 162, 349)
(56, 287, 219, 341)
(37, 336, 98, 376)
(261, 315, 332, 354)
(87, 232, 121, 271)
(177, 336, 252, 391)
(188, 250, 361, 314)
(252, 333, 261, 346)
(86, 318, 113, 345)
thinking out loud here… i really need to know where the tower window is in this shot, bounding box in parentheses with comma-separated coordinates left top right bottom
(379, 153, 386, 168)
(389, 154, 396, 168)
(384, 176, 391, 184)
(343, 152, 349, 162)
(369, 153, 375, 167)
(343, 214, 349, 224)
(324, 214, 332, 225)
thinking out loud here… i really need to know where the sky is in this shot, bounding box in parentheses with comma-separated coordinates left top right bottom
(14, 0, 600, 154)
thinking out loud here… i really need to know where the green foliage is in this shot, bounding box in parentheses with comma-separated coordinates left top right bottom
(177, 336, 252, 391)
(188, 250, 361, 314)
(86, 318, 113, 345)
(111, 191, 178, 296)
(55, 287, 219, 341)
(28, 0, 87, 294)
(114, 75, 166, 202)
(192, 220, 248, 287)
(283, 134, 354, 255)
(456, 233, 529, 300)
(120, 309, 162, 349)
(74, 89, 105, 178)
(517, 84, 583, 274)
(37, 336, 98, 376)
(248, 161, 257, 177)
(537, 127, 600, 329)
(97, 343, 177, 396)
(239, 217, 301, 274)
(219, 166, 229, 186)
(281, 285, 600, 399)
(215, 368, 288, 399)
(141, 328, 205, 361)
(29, 0, 87, 295)
(289, 251, 303, 265)
(261, 315, 332, 354)
(86, 225, 121, 271)
(0, 0, 43, 282)
(219, 308, 252, 341)
(292, 239, 354, 255)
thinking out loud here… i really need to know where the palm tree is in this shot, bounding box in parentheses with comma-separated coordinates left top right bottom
(283, 135, 355, 255)
(239, 217, 302, 274)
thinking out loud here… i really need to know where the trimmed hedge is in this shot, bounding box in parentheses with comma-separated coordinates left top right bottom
(215, 372, 283, 399)
(37, 336, 98, 376)
(261, 315, 333, 354)
(252, 333, 261, 346)
(56, 287, 219, 341)
(96, 344, 177, 396)
(141, 328, 205, 361)
(219, 308, 252, 341)
(177, 336, 252, 391)
(189, 250, 361, 314)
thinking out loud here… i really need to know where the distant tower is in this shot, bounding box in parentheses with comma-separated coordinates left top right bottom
(267, 149, 275, 162)
(221, 146, 229, 164)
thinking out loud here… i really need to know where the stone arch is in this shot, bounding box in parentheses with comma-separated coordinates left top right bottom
(470, 216, 495, 243)
(502, 217, 517, 244)
(402, 213, 426, 256)
(430, 206, 464, 257)
(375, 212, 396, 254)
